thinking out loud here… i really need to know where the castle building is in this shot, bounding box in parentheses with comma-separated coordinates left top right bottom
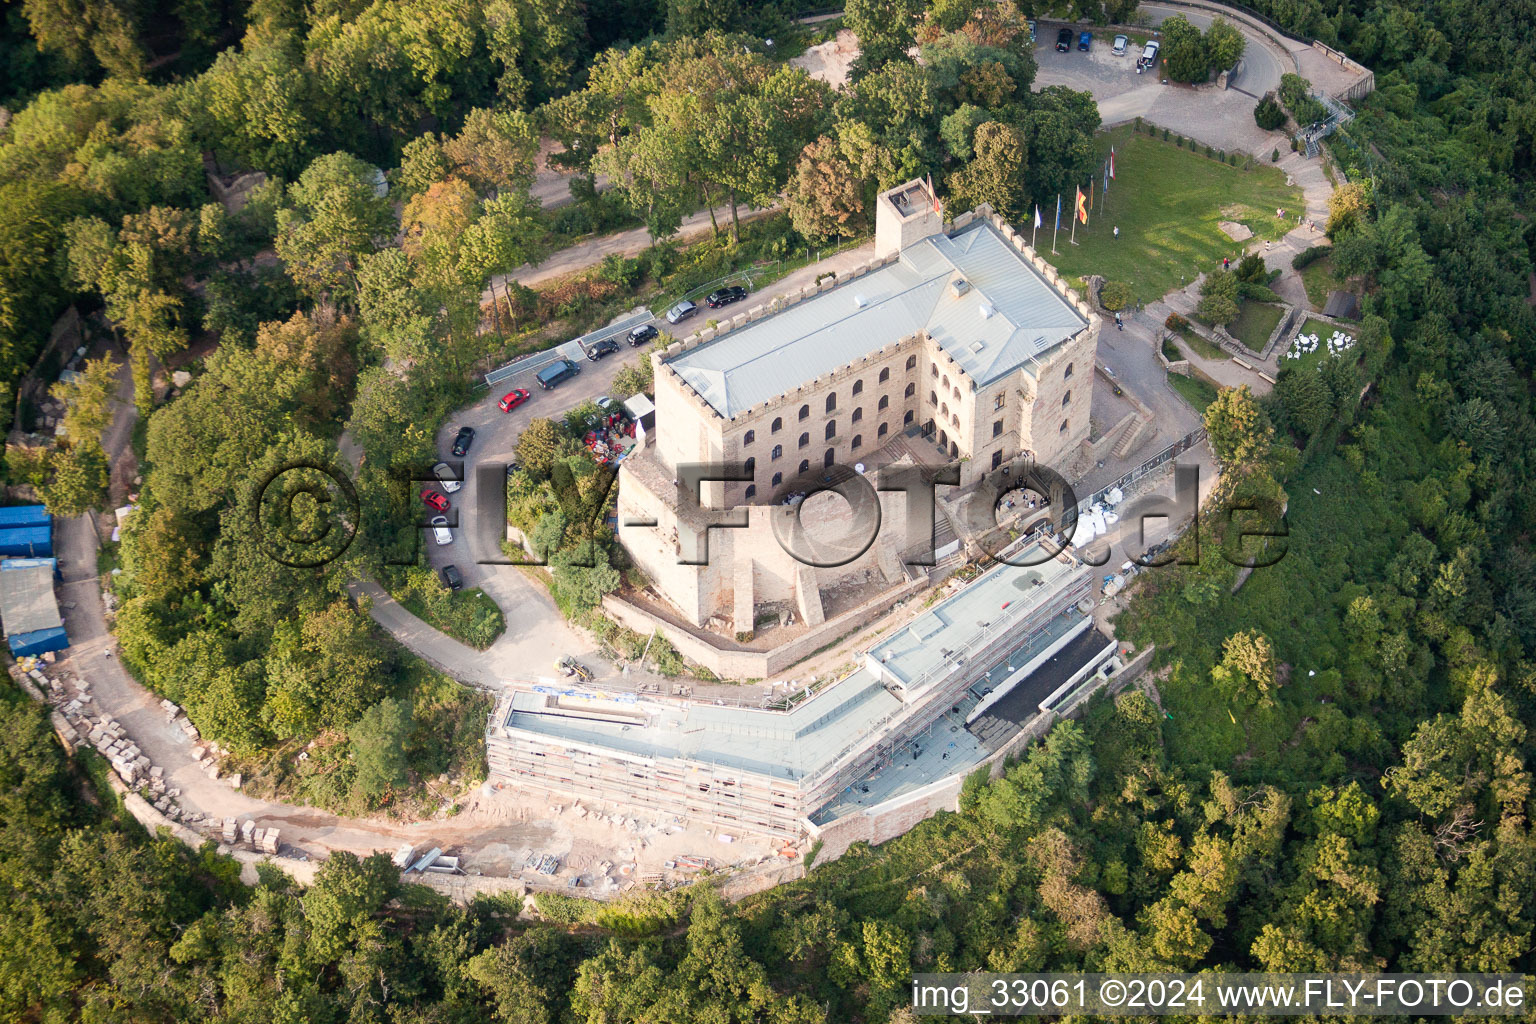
(616, 180, 1100, 633)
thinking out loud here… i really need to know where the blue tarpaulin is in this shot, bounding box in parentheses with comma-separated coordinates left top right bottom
(8, 626, 68, 657)
(0, 506, 50, 528)
(0, 525, 52, 558)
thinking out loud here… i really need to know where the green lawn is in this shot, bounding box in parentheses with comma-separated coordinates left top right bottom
(1228, 300, 1286, 353)
(1299, 255, 1347, 310)
(1045, 126, 1302, 304)
(1168, 372, 1220, 412)
(1279, 317, 1357, 372)
(1177, 326, 1230, 361)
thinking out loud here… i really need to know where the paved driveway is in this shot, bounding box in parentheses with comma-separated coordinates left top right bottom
(1033, 16, 1290, 156)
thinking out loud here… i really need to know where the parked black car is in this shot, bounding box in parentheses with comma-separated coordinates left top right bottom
(450, 426, 474, 457)
(441, 565, 463, 591)
(628, 323, 659, 346)
(665, 300, 698, 324)
(707, 285, 748, 308)
(586, 338, 619, 361)
(1055, 27, 1073, 51)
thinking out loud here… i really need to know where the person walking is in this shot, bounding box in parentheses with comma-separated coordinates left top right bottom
(1113, 225, 1119, 239)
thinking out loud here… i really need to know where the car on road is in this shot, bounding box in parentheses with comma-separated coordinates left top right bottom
(450, 426, 474, 457)
(441, 565, 463, 591)
(1112, 33, 1128, 55)
(665, 300, 698, 324)
(1055, 27, 1072, 51)
(535, 358, 581, 390)
(628, 323, 659, 346)
(1077, 30, 1092, 51)
(498, 387, 530, 412)
(421, 488, 450, 512)
(430, 515, 452, 546)
(1138, 40, 1160, 71)
(586, 338, 619, 361)
(432, 462, 461, 493)
(707, 285, 747, 308)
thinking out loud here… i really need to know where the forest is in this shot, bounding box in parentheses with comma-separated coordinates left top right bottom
(1, 0, 1534, 1017)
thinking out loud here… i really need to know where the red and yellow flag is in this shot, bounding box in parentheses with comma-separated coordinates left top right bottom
(1075, 186, 1088, 224)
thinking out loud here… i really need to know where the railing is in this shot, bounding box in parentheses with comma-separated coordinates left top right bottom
(1077, 427, 1208, 514)
(482, 309, 653, 389)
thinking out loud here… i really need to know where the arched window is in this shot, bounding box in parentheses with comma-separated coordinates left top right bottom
(825, 420, 836, 440)
(879, 368, 890, 383)
(1064, 363, 1074, 380)
(1062, 390, 1071, 406)
(929, 391, 938, 405)
(906, 355, 917, 370)
(851, 434, 862, 449)
(950, 442, 959, 457)
(771, 417, 783, 433)
(852, 379, 863, 396)
(745, 484, 756, 499)
(904, 410, 915, 425)
(744, 456, 755, 475)
(905, 383, 916, 398)
(1060, 419, 1069, 432)
(799, 404, 810, 421)
(940, 402, 948, 416)
(878, 422, 889, 437)
(931, 364, 939, 378)
(772, 472, 782, 487)
(823, 448, 834, 467)
(952, 387, 961, 401)
(950, 413, 959, 428)
(771, 444, 783, 460)
(878, 395, 889, 411)
(942, 375, 950, 389)
(743, 429, 755, 445)
(799, 459, 810, 474)
(939, 429, 949, 447)
(825, 393, 837, 413)
(851, 407, 863, 423)
(798, 432, 810, 449)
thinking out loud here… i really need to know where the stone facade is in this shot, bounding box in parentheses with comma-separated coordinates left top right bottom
(617, 180, 1100, 632)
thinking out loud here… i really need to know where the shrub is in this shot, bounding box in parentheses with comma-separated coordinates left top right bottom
(1254, 93, 1286, 131)
(1204, 145, 1214, 157)
(1291, 244, 1332, 269)
(1235, 253, 1267, 282)
(1237, 281, 1283, 303)
(1165, 312, 1190, 332)
(1099, 280, 1134, 311)
(1161, 126, 1169, 140)
(1271, 148, 1281, 162)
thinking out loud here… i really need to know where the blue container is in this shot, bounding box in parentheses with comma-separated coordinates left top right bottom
(0, 506, 50, 528)
(8, 626, 68, 657)
(0, 526, 51, 558)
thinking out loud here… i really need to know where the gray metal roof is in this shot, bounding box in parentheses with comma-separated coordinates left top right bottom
(0, 558, 61, 636)
(667, 223, 1088, 418)
(503, 673, 902, 782)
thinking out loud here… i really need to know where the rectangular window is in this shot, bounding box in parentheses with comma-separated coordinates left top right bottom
(993, 419, 1003, 437)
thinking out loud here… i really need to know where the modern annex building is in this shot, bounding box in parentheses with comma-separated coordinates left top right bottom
(485, 539, 1106, 841)
(616, 179, 1100, 632)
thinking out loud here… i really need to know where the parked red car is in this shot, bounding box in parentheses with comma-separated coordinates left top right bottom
(498, 388, 531, 412)
(421, 488, 450, 512)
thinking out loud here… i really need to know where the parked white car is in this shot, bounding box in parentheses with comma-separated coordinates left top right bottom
(432, 462, 462, 493)
(431, 515, 453, 546)
(1112, 34, 1128, 55)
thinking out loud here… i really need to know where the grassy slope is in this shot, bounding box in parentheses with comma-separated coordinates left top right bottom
(1229, 300, 1286, 352)
(1044, 127, 1302, 303)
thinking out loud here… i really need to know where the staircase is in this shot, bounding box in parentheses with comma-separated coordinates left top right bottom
(1301, 93, 1355, 158)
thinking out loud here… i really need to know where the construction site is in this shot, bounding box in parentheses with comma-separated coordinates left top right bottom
(485, 537, 1123, 847)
